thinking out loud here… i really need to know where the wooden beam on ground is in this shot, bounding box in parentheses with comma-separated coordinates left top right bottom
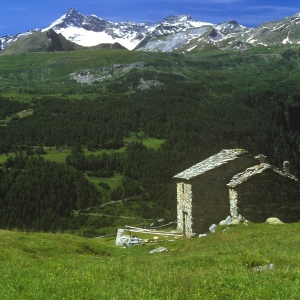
(125, 225, 183, 237)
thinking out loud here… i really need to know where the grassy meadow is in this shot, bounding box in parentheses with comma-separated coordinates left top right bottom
(0, 222, 299, 299)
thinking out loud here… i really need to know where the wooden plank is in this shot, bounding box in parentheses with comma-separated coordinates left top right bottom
(125, 226, 183, 237)
(126, 229, 182, 237)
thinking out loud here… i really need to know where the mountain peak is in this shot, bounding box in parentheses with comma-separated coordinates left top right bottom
(66, 8, 79, 16)
(162, 15, 192, 23)
(228, 20, 239, 25)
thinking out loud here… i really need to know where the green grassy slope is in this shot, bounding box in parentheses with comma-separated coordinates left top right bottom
(0, 222, 299, 299)
(0, 30, 84, 56)
(0, 43, 298, 101)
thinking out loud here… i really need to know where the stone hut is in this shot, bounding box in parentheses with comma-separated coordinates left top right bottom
(173, 149, 300, 237)
(173, 149, 258, 237)
(227, 163, 300, 223)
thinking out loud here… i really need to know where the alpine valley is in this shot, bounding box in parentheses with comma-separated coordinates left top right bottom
(0, 8, 299, 238)
(1, 8, 300, 299)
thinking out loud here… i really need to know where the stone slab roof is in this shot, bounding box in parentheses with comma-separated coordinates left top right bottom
(173, 149, 249, 180)
(227, 163, 299, 188)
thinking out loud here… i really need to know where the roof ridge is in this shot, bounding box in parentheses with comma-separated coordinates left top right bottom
(173, 148, 249, 180)
(227, 163, 298, 187)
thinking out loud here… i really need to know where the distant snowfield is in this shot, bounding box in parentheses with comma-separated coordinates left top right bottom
(47, 27, 139, 50)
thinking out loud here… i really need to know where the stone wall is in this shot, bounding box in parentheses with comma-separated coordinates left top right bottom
(176, 182, 193, 237)
(229, 189, 239, 219)
(176, 154, 257, 234)
(230, 169, 300, 222)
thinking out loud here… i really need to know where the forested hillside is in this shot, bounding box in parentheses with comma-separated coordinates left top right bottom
(0, 46, 299, 234)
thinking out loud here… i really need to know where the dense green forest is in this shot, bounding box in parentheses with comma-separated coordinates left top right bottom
(0, 47, 299, 234)
(0, 155, 99, 231)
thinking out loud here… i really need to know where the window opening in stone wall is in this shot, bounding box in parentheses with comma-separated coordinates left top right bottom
(182, 183, 185, 194)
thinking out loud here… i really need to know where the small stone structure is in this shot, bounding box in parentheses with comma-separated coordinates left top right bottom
(173, 149, 300, 237)
(227, 163, 300, 223)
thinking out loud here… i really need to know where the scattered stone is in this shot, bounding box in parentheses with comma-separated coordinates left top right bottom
(153, 236, 159, 240)
(209, 224, 217, 233)
(266, 218, 284, 224)
(198, 234, 207, 238)
(220, 215, 243, 225)
(253, 263, 275, 271)
(116, 229, 142, 246)
(219, 216, 232, 225)
(149, 247, 168, 254)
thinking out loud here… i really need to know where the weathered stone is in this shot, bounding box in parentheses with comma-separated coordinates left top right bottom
(266, 218, 284, 224)
(198, 234, 207, 238)
(289, 206, 300, 211)
(209, 224, 217, 232)
(219, 215, 233, 225)
(149, 247, 168, 254)
(253, 263, 275, 271)
(231, 218, 241, 225)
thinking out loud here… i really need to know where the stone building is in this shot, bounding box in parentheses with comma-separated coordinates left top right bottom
(173, 149, 300, 237)
(227, 163, 300, 223)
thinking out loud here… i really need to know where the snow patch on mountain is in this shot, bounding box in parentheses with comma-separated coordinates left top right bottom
(52, 27, 139, 50)
(187, 45, 197, 52)
(283, 36, 292, 44)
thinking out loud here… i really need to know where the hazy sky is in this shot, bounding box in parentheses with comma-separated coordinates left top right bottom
(1, 0, 300, 36)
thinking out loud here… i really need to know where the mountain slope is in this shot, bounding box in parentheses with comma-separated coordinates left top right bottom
(0, 29, 84, 56)
(233, 12, 300, 48)
(0, 29, 41, 50)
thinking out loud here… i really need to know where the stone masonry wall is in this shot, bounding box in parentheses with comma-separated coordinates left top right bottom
(183, 155, 258, 233)
(229, 189, 239, 219)
(176, 182, 193, 237)
(231, 170, 300, 222)
(191, 172, 229, 232)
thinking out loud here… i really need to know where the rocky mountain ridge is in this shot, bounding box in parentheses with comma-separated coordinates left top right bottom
(1, 8, 300, 52)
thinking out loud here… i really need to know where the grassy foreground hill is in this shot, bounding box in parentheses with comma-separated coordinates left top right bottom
(1, 222, 300, 299)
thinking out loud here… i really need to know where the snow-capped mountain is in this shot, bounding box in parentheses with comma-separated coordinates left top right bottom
(0, 8, 246, 52)
(2, 8, 300, 53)
(138, 19, 246, 52)
(40, 8, 214, 50)
(41, 8, 148, 49)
